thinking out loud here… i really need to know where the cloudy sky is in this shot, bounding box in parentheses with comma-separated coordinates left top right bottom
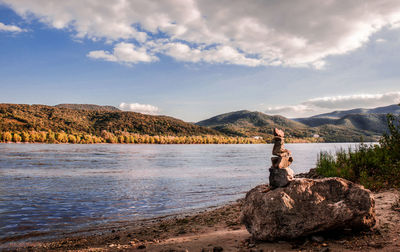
(1, 0, 400, 121)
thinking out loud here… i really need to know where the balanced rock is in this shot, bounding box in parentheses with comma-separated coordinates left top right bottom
(269, 167, 294, 187)
(271, 156, 293, 169)
(241, 178, 376, 241)
(272, 137, 285, 156)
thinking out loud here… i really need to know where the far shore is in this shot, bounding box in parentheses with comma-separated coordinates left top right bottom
(0, 141, 376, 145)
(2, 187, 399, 251)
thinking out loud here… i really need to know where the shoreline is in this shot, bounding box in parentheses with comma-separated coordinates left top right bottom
(0, 141, 376, 145)
(2, 189, 400, 251)
(0, 200, 239, 246)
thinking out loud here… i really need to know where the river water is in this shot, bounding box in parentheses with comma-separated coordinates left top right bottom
(0, 143, 359, 242)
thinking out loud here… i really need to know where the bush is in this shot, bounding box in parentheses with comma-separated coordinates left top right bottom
(316, 111, 400, 190)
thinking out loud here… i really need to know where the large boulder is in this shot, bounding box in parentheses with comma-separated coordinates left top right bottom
(240, 178, 376, 241)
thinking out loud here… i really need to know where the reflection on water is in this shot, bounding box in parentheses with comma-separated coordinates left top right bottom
(0, 143, 359, 242)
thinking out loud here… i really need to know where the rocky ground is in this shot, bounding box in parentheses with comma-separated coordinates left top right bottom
(2, 187, 400, 252)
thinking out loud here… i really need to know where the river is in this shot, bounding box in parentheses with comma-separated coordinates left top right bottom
(0, 143, 359, 242)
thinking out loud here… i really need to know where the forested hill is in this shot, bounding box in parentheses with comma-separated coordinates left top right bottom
(196, 110, 309, 138)
(0, 104, 218, 136)
(196, 110, 384, 142)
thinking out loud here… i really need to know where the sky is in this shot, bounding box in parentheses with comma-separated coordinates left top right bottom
(1, 0, 400, 122)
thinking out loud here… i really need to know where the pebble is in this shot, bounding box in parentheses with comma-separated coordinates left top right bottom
(368, 241, 383, 248)
(248, 243, 255, 248)
(213, 246, 223, 252)
(311, 235, 324, 243)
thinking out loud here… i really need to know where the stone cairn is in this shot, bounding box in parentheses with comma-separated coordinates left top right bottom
(269, 128, 294, 188)
(240, 127, 376, 241)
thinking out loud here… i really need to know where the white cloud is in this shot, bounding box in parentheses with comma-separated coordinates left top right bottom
(376, 38, 387, 43)
(266, 92, 400, 117)
(154, 41, 263, 66)
(87, 42, 158, 65)
(0, 22, 25, 32)
(4, 0, 400, 67)
(119, 102, 159, 115)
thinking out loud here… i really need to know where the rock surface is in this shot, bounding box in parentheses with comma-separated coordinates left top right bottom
(241, 177, 376, 241)
(269, 167, 294, 187)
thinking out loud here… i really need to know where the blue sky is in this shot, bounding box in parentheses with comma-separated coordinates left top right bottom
(1, 1, 400, 121)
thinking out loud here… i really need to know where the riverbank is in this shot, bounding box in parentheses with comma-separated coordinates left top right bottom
(3, 188, 400, 251)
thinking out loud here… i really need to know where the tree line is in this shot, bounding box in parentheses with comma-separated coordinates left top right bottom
(0, 130, 267, 144)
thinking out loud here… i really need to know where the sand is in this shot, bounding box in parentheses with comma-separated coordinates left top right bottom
(2, 188, 400, 251)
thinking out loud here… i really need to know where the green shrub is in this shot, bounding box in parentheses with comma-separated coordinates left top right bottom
(316, 111, 400, 190)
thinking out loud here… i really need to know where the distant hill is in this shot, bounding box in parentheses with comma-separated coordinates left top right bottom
(196, 110, 310, 138)
(0, 104, 218, 136)
(307, 104, 400, 119)
(294, 104, 400, 135)
(296, 113, 388, 133)
(197, 110, 384, 142)
(55, 104, 121, 112)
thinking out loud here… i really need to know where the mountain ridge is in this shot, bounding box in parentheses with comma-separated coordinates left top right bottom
(303, 104, 400, 119)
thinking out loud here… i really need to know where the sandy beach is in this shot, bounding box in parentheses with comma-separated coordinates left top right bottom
(2, 187, 399, 252)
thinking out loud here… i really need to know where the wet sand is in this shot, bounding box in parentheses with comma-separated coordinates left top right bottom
(2, 188, 400, 251)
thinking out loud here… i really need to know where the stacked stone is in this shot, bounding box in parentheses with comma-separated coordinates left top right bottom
(269, 128, 294, 188)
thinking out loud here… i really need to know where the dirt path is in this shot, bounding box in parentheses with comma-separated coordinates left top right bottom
(3, 190, 400, 251)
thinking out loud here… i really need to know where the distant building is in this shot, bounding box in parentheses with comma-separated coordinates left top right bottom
(313, 134, 320, 138)
(253, 136, 263, 140)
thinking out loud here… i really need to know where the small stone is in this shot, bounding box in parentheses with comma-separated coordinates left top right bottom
(269, 167, 294, 188)
(311, 235, 324, 243)
(213, 246, 223, 252)
(368, 241, 383, 248)
(274, 128, 284, 137)
(248, 243, 255, 248)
